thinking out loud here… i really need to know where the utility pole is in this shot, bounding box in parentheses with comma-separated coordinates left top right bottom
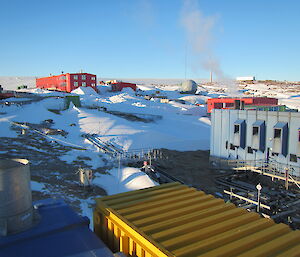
(148, 150, 152, 166)
(118, 153, 121, 191)
(256, 183, 262, 213)
(285, 168, 289, 190)
(184, 42, 188, 80)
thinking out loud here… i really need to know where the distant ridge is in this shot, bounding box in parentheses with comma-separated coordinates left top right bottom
(0, 76, 37, 90)
(98, 78, 208, 85)
(0, 76, 208, 90)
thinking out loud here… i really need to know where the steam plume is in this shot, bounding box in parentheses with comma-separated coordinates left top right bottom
(181, 0, 224, 79)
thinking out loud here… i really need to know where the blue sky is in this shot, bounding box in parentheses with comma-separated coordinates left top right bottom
(1, 0, 299, 81)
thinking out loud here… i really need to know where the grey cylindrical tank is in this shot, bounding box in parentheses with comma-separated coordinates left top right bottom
(0, 159, 33, 235)
(181, 80, 198, 94)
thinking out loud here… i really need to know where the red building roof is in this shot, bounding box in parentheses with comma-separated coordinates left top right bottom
(207, 97, 278, 113)
(111, 82, 137, 92)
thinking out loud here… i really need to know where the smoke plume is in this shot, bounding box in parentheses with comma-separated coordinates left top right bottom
(180, 0, 239, 94)
(181, 0, 226, 80)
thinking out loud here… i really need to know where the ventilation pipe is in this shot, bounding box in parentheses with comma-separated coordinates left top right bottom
(0, 159, 34, 236)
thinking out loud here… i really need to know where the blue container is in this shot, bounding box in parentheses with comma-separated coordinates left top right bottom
(0, 199, 114, 257)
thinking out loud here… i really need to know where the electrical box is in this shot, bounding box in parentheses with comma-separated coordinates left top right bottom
(65, 95, 81, 109)
(79, 168, 93, 186)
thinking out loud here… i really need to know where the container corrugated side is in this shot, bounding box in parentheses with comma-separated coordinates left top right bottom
(94, 182, 300, 257)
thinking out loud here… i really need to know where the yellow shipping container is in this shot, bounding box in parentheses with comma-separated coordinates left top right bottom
(94, 182, 300, 257)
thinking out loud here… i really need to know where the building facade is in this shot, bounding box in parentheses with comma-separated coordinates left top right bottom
(210, 109, 300, 175)
(111, 82, 137, 92)
(207, 97, 278, 113)
(36, 73, 97, 93)
(236, 76, 256, 82)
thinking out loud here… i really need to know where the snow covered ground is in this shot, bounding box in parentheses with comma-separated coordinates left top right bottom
(0, 79, 211, 224)
(1, 77, 300, 225)
(0, 76, 36, 90)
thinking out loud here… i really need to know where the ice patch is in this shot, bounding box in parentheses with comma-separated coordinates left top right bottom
(132, 102, 146, 107)
(72, 86, 98, 95)
(79, 197, 95, 229)
(109, 94, 127, 103)
(31, 181, 45, 191)
(60, 149, 103, 169)
(93, 167, 157, 195)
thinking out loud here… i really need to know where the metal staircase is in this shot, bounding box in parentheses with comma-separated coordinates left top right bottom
(84, 133, 164, 162)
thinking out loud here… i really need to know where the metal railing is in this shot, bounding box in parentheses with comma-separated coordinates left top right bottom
(214, 157, 300, 188)
(84, 133, 165, 162)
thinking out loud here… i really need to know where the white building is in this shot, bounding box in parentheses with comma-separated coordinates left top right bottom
(236, 76, 256, 82)
(210, 109, 300, 176)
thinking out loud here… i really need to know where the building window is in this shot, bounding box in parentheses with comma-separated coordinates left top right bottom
(252, 127, 259, 135)
(290, 154, 297, 163)
(82, 82, 86, 87)
(82, 75, 86, 80)
(91, 83, 95, 86)
(60, 76, 66, 80)
(74, 82, 78, 87)
(73, 75, 78, 80)
(234, 124, 239, 134)
(247, 147, 253, 154)
(274, 129, 281, 138)
(91, 77, 96, 80)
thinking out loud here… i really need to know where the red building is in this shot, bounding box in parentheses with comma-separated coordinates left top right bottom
(207, 97, 278, 113)
(36, 73, 97, 93)
(111, 82, 137, 92)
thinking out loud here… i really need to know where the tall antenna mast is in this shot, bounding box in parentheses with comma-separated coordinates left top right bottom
(184, 42, 188, 79)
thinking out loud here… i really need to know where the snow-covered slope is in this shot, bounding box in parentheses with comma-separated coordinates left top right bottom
(0, 76, 36, 90)
(2, 77, 300, 227)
